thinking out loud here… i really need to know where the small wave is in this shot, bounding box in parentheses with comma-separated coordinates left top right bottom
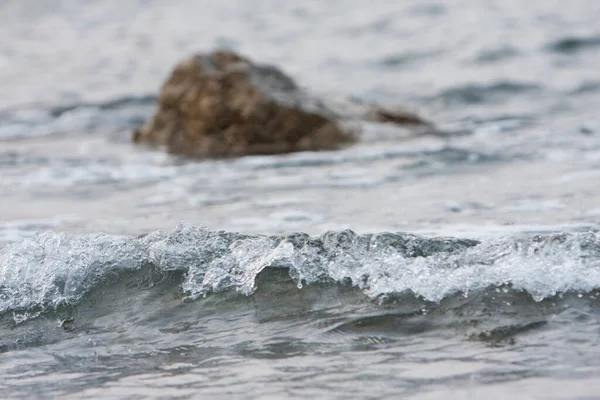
(569, 80, 600, 95)
(376, 50, 441, 68)
(1, 224, 600, 323)
(545, 35, 600, 54)
(0, 95, 155, 141)
(473, 47, 520, 64)
(435, 82, 542, 106)
(47, 95, 157, 117)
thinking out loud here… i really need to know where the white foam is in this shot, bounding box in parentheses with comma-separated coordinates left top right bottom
(1, 224, 599, 320)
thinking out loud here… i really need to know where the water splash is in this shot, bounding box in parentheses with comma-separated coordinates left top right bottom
(1, 224, 599, 321)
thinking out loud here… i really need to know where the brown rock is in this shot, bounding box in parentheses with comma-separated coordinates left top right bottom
(134, 50, 432, 158)
(134, 51, 355, 157)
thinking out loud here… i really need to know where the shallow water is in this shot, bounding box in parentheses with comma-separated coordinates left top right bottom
(1, 1, 600, 399)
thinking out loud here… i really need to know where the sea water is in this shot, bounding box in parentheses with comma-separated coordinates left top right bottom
(1, 1, 600, 398)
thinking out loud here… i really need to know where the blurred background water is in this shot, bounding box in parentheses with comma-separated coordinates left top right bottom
(1, 1, 600, 399)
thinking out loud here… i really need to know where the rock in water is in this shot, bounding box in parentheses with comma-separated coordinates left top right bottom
(134, 51, 354, 157)
(134, 51, 432, 158)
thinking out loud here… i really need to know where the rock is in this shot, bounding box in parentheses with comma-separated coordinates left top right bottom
(134, 50, 431, 158)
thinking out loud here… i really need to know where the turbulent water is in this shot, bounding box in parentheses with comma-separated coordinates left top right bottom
(2, 1, 600, 399)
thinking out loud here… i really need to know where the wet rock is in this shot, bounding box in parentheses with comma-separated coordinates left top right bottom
(134, 50, 431, 158)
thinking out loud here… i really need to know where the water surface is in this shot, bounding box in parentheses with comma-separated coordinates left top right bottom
(1, 1, 600, 398)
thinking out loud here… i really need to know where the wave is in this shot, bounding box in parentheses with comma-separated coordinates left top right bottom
(2, 224, 600, 323)
(376, 50, 442, 68)
(0, 95, 156, 141)
(473, 46, 520, 64)
(569, 80, 600, 95)
(435, 82, 542, 106)
(545, 35, 600, 54)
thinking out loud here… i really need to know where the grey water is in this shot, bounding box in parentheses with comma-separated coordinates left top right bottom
(1, 1, 600, 398)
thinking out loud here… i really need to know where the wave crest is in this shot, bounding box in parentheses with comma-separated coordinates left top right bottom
(1, 224, 599, 320)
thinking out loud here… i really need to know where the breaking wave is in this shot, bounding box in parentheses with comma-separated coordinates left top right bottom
(2, 223, 600, 323)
